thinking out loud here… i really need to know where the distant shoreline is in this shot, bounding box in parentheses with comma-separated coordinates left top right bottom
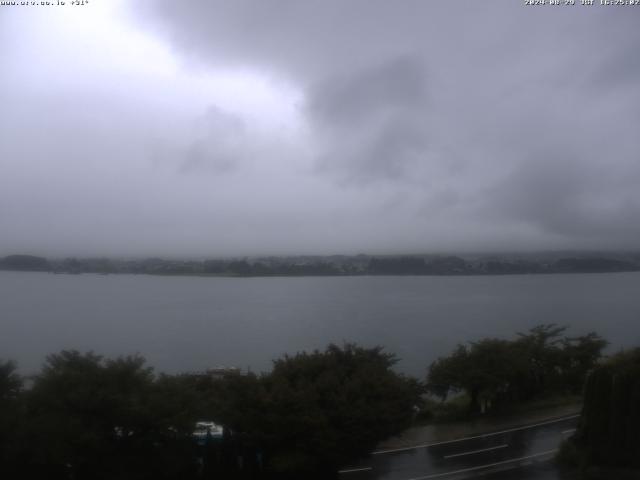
(2, 252, 639, 278)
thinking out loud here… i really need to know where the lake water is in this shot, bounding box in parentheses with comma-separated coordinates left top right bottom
(1, 271, 639, 377)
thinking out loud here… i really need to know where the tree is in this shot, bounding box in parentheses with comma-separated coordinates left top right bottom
(515, 324, 567, 397)
(427, 325, 607, 414)
(258, 344, 422, 475)
(426, 344, 468, 402)
(559, 332, 608, 393)
(427, 340, 526, 413)
(0, 359, 21, 403)
(573, 348, 640, 469)
(226, 260, 252, 275)
(368, 257, 427, 275)
(1, 254, 50, 271)
(0, 360, 23, 476)
(24, 351, 197, 479)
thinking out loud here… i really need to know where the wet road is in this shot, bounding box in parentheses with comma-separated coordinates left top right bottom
(339, 415, 579, 480)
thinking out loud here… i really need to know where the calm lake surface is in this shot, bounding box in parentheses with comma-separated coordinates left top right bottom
(1, 271, 639, 376)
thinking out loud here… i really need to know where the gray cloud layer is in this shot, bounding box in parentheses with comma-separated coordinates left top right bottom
(1, 1, 638, 256)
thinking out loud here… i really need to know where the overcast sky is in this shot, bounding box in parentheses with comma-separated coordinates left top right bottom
(1, 0, 639, 257)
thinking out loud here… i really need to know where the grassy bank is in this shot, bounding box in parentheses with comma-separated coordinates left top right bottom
(416, 393, 582, 425)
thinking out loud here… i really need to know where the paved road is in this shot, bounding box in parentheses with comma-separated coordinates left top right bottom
(339, 415, 579, 480)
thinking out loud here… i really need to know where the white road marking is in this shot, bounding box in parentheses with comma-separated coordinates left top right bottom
(443, 443, 508, 459)
(338, 466, 373, 474)
(372, 414, 579, 455)
(561, 429, 576, 435)
(406, 449, 558, 480)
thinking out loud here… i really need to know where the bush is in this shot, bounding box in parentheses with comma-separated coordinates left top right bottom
(575, 348, 640, 469)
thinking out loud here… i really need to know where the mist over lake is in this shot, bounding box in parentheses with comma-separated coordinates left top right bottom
(2, 271, 639, 377)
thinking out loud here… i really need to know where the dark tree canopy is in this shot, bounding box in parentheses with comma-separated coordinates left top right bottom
(261, 344, 422, 473)
(575, 348, 640, 469)
(0, 360, 23, 473)
(13, 351, 199, 480)
(1, 254, 50, 271)
(0, 344, 422, 479)
(427, 325, 607, 414)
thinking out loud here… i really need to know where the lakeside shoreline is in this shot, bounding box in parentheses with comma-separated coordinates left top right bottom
(2, 252, 640, 278)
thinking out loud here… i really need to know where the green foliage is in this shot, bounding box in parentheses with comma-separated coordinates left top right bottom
(260, 344, 422, 473)
(559, 332, 608, 393)
(204, 344, 423, 475)
(576, 348, 640, 469)
(0, 360, 23, 474)
(428, 339, 527, 413)
(20, 351, 198, 479)
(1, 344, 422, 478)
(427, 325, 607, 414)
(207, 371, 269, 437)
(0, 359, 21, 402)
(418, 394, 470, 423)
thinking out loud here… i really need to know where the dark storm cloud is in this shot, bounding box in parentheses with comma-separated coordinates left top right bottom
(308, 55, 430, 183)
(315, 118, 429, 184)
(308, 56, 427, 127)
(490, 155, 640, 244)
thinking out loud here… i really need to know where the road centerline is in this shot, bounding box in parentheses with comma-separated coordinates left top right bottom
(371, 414, 579, 455)
(443, 443, 508, 459)
(338, 466, 373, 474)
(406, 449, 558, 480)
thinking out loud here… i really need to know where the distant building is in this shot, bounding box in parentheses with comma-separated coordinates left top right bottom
(187, 366, 243, 381)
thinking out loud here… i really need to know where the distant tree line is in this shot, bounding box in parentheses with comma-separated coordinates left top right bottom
(0, 344, 421, 479)
(2, 253, 639, 277)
